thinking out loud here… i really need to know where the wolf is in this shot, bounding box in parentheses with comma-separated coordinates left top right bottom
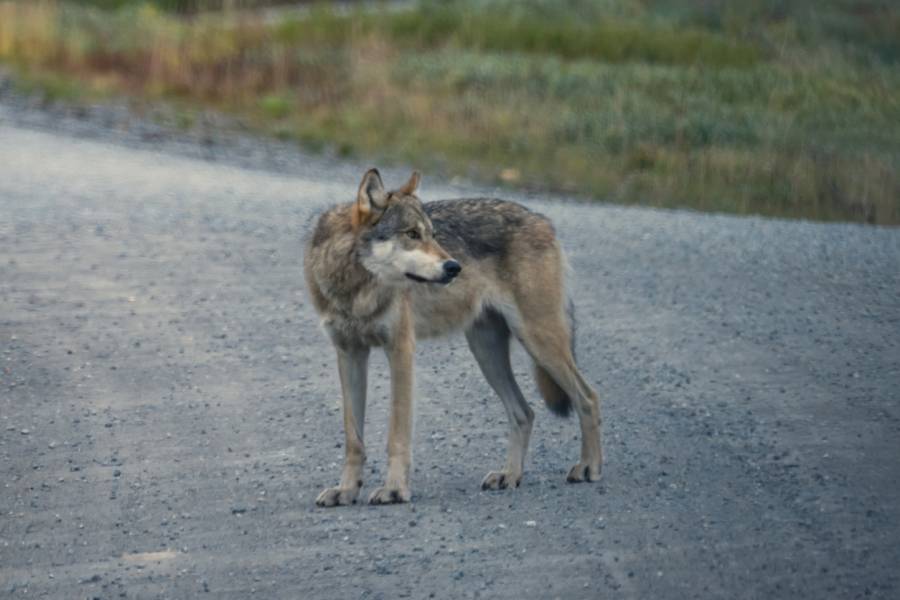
(303, 168, 602, 506)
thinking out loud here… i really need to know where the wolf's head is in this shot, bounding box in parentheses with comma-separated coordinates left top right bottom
(352, 169, 461, 285)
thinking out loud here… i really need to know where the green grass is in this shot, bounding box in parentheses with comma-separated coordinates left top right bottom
(2, 0, 899, 224)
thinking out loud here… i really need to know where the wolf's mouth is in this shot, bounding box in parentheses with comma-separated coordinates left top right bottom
(405, 272, 454, 285)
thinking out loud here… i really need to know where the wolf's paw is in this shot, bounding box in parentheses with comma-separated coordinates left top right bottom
(481, 470, 521, 491)
(368, 485, 411, 505)
(315, 485, 360, 507)
(566, 462, 602, 483)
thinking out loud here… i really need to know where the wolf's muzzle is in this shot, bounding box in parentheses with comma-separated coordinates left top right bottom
(406, 260, 461, 285)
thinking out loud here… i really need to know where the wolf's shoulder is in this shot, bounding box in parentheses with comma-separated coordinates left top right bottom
(424, 198, 554, 260)
(424, 197, 541, 220)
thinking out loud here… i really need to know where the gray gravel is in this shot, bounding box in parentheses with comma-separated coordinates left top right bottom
(1, 92, 899, 599)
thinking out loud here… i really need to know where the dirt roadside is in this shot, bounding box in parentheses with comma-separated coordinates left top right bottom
(1, 95, 899, 599)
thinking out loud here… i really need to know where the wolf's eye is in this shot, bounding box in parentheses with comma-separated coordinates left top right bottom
(406, 230, 420, 240)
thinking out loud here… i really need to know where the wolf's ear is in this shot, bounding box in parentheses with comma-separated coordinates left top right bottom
(398, 171, 421, 196)
(352, 168, 387, 230)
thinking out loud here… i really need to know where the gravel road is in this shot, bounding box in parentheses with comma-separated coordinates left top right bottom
(1, 96, 899, 599)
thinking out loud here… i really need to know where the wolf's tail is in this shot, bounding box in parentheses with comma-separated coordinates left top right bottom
(533, 298, 576, 417)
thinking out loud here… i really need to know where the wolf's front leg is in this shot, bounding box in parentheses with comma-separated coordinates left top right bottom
(370, 313, 415, 505)
(316, 345, 370, 507)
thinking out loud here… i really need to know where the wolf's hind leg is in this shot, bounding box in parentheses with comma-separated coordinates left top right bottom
(465, 309, 534, 490)
(518, 317, 603, 483)
(316, 345, 369, 507)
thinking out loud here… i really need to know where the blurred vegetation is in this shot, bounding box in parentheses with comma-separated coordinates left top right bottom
(1, 0, 898, 224)
(67, 0, 309, 11)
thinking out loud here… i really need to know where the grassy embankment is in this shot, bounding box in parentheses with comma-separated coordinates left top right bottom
(1, 0, 899, 224)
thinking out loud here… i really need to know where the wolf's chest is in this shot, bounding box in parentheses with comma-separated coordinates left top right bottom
(321, 296, 399, 348)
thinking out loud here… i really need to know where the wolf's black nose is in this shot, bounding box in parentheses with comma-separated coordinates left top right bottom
(443, 260, 461, 279)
